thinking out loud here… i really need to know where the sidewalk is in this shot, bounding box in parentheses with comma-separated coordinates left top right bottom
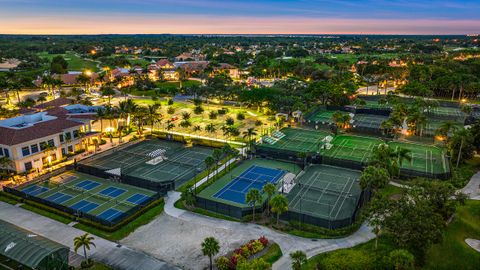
(0, 202, 179, 270)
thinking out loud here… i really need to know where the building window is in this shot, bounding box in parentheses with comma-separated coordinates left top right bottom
(48, 139, 55, 147)
(22, 146, 30, 157)
(31, 144, 39, 154)
(73, 130, 79, 138)
(65, 132, 72, 140)
(3, 148, 9, 158)
(59, 134, 64, 143)
(40, 141, 47, 151)
(0, 148, 3, 156)
(61, 148, 66, 157)
(68, 145, 73, 153)
(24, 162, 33, 171)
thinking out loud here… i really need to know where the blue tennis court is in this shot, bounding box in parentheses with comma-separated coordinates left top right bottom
(75, 180, 101, 191)
(23, 185, 49, 196)
(213, 165, 285, 204)
(98, 208, 124, 222)
(71, 200, 99, 213)
(46, 192, 73, 204)
(126, 194, 151, 205)
(99, 187, 126, 198)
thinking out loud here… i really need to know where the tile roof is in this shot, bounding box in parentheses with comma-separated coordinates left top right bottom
(0, 117, 83, 146)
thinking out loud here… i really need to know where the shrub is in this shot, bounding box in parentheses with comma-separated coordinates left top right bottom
(255, 120, 263, 126)
(215, 256, 230, 270)
(194, 106, 204, 114)
(226, 117, 234, 126)
(218, 108, 228, 115)
(167, 107, 175, 114)
(389, 249, 415, 270)
(80, 259, 94, 268)
(258, 236, 269, 247)
(237, 113, 245, 120)
(209, 111, 218, 119)
(321, 249, 373, 270)
(193, 98, 202, 106)
(167, 99, 174, 105)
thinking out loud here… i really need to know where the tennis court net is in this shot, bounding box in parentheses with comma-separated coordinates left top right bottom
(298, 183, 354, 197)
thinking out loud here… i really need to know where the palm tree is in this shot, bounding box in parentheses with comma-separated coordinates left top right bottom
(212, 149, 222, 175)
(290, 250, 307, 270)
(453, 128, 470, 168)
(242, 128, 257, 153)
(73, 233, 96, 261)
(263, 183, 276, 217)
(270, 194, 288, 226)
(201, 237, 220, 270)
(460, 105, 472, 124)
(147, 104, 162, 134)
(246, 188, 261, 222)
(101, 86, 116, 105)
(205, 123, 217, 138)
(435, 121, 458, 141)
(395, 148, 412, 168)
(204, 156, 215, 184)
(76, 73, 91, 94)
(94, 107, 106, 135)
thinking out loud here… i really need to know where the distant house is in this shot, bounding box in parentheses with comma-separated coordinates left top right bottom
(174, 61, 209, 76)
(175, 52, 206, 62)
(34, 73, 99, 87)
(156, 59, 174, 69)
(0, 58, 21, 71)
(213, 63, 240, 79)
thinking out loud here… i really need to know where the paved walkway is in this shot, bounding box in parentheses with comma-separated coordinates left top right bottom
(0, 202, 179, 270)
(460, 172, 480, 200)
(123, 191, 374, 270)
(465, 239, 480, 253)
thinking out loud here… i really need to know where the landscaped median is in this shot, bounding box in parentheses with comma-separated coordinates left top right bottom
(214, 237, 281, 269)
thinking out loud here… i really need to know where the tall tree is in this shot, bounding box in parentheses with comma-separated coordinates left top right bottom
(270, 195, 288, 226)
(246, 188, 261, 222)
(73, 233, 96, 261)
(201, 237, 220, 270)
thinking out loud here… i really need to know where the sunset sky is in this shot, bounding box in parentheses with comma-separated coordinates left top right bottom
(1, 0, 479, 34)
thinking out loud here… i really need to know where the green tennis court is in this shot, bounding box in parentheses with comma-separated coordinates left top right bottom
(321, 135, 383, 163)
(286, 164, 362, 221)
(82, 139, 214, 186)
(19, 171, 157, 224)
(307, 110, 336, 124)
(427, 107, 466, 121)
(424, 119, 463, 136)
(352, 114, 389, 129)
(361, 100, 391, 109)
(259, 128, 330, 154)
(389, 141, 449, 174)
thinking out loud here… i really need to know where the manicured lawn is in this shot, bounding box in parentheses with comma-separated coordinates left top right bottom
(37, 51, 99, 71)
(303, 200, 480, 270)
(260, 243, 283, 265)
(74, 201, 165, 241)
(83, 262, 114, 270)
(424, 200, 480, 270)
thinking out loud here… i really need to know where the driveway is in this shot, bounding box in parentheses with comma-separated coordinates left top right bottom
(122, 192, 374, 270)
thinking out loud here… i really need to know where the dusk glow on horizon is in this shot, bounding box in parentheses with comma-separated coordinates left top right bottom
(1, 0, 480, 35)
